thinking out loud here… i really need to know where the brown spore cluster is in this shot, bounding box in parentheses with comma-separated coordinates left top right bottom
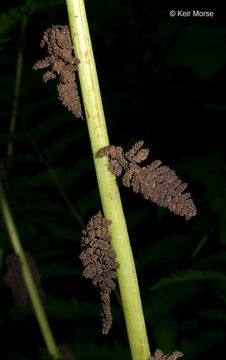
(98, 140, 197, 220)
(149, 349, 183, 360)
(79, 211, 120, 334)
(33, 25, 83, 119)
(5, 253, 45, 310)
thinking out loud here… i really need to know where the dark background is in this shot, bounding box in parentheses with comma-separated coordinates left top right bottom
(0, 0, 226, 359)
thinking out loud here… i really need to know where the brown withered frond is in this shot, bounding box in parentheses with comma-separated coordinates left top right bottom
(5, 253, 45, 310)
(33, 25, 83, 119)
(58, 346, 76, 360)
(98, 141, 197, 220)
(149, 349, 183, 360)
(79, 211, 120, 335)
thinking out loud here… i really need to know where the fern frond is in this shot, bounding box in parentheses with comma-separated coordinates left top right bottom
(195, 251, 226, 267)
(34, 248, 68, 261)
(75, 189, 99, 217)
(39, 261, 81, 280)
(0, 132, 25, 144)
(144, 283, 201, 320)
(29, 0, 64, 13)
(46, 295, 101, 319)
(11, 200, 68, 216)
(126, 207, 152, 230)
(60, 157, 93, 188)
(197, 308, 226, 321)
(212, 282, 226, 304)
(17, 213, 59, 229)
(10, 171, 58, 193)
(180, 329, 225, 359)
(6, 153, 41, 166)
(136, 234, 190, 272)
(0, 4, 28, 47)
(29, 113, 74, 142)
(150, 270, 226, 291)
(72, 340, 130, 360)
(43, 133, 86, 162)
(152, 316, 178, 353)
(48, 225, 81, 242)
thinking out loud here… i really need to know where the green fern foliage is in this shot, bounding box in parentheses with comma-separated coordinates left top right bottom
(136, 234, 191, 272)
(151, 316, 178, 353)
(45, 295, 101, 320)
(71, 340, 130, 360)
(0, 4, 28, 47)
(197, 308, 226, 321)
(144, 283, 201, 321)
(150, 270, 226, 291)
(180, 330, 225, 359)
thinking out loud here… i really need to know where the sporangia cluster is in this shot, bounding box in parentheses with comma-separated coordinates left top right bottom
(79, 211, 120, 334)
(33, 25, 83, 119)
(149, 349, 183, 360)
(98, 140, 197, 220)
(5, 253, 45, 310)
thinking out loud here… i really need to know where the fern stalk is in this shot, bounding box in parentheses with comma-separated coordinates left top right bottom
(66, 1, 150, 359)
(0, 181, 60, 360)
(8, 15, 28, 158)
(21, 119, 85, 228)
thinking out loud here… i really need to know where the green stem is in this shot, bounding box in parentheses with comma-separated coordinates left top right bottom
(8, 16, 28, 158)
(0, 247, 3, 272)
(0, 181, 60, 360)
(190, 234, 209, 259)
(66, 1, 150, 359)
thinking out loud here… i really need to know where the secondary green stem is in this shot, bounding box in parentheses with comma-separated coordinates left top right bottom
(66, 1, 150, 359)
(21, 119, 85, 228)
(8, 16, 28, 158)
(0, 181, 60, 360)
(190, 234, 209, 259)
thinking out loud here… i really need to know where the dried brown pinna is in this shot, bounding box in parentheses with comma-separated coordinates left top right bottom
(149, 349, 183, 360)
(58, 346, 76, 360)
(5, 253, 45, 310)
(98, 140, 197, 220)
(33, 25, 83, 119)
(79, 211, 120, 334)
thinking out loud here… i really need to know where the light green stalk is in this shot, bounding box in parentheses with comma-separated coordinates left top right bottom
(0, 181, 60, 360)
(65, 1, 150, 359)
